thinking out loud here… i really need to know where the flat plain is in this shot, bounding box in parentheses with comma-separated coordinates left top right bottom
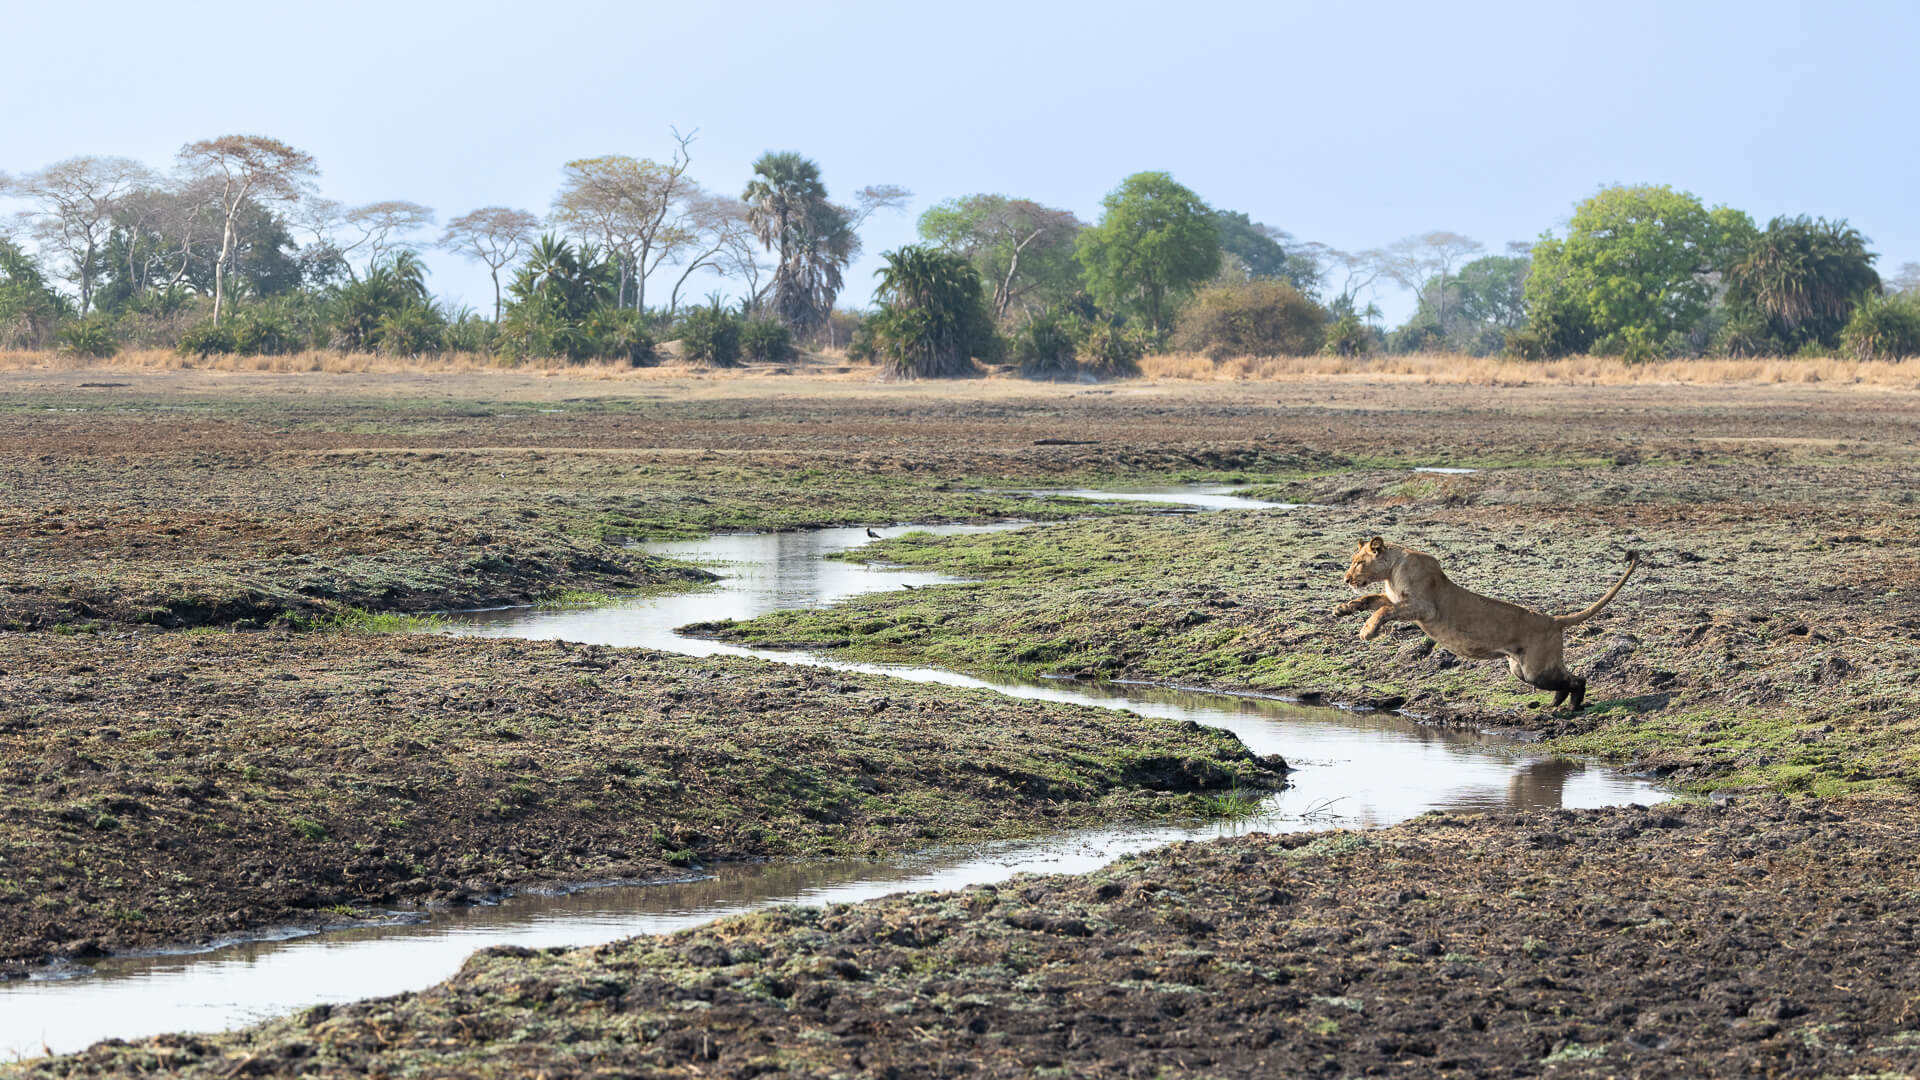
(5, 368, 1919, 1077)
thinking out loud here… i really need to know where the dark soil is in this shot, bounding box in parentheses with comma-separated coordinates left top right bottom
(25, 796, 1920, 1078)
(0, 631, 1282, 977)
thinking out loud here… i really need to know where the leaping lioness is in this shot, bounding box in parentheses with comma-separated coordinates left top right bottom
(1334, 537, 1637, 710)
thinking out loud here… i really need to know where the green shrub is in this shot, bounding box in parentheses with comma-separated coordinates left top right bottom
(844, 316, 878, 363)
(1013, 310, 1080, 376)
(1076, 315, 1150, 376)
(374, 304, 447, 356)
(676, 302, 742, 367)
(1502, 328, 1548, 361)
(55, 314, 120, 358)
(231, 308, 296, 355)
(1840, 292, 1920, 361)
(586, 307, 656, 366)
(1172, 280, 1325, 360)
(1322, 311, 1375, 356)
(177, 321, 238, 357)
(740, 318, 797, 364)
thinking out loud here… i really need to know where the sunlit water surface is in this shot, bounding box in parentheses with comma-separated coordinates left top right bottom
(1, 487, 1663, 1058)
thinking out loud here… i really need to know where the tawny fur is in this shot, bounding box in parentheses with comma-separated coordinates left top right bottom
(1333, 537, 1637, 710)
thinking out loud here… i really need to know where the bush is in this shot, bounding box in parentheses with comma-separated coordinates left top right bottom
(443, 312, 497, 354)
(375, 304, 448, 356)
(871, 246, 999, 378)
(1076, 315, 1151, 376)
(55, 314, 120, 358)
(231, 308, 297, 355)
(1173, 280, 1326, 360)
(585, 307, 656, 366)
(1841, 292, 1920, 361)
(740, 318, 797, 364)
(1502, 328, 1548, 361)
(177, 321, 238, 357)
(676, 302, 742, 367)
(1013, 310, 1080, 376)
(844, 316, 878, 363)
(1322, 312, 1376, 356)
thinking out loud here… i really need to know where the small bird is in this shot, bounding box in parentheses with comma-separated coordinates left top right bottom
(866, 528, 882, 539)
(901, 583, 916, 590)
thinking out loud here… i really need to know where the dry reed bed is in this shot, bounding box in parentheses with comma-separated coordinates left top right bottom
(0, 348, 874, 381)
(1, 348, 1915, 387)
(1137, 351, 1920, 386)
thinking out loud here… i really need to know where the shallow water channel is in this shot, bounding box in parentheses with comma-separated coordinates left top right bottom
(2, 487, 1665, 1058)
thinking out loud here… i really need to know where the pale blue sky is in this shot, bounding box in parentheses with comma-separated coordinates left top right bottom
(4, 0, 1915, 323)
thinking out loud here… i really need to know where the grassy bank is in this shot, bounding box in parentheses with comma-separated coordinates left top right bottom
(705, 461, 1920, 797)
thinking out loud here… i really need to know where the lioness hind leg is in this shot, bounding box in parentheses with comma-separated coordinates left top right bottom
(1523, 662, 1586, 711)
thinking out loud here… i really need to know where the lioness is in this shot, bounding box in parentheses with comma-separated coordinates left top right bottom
(1334, 537, 1637, 710)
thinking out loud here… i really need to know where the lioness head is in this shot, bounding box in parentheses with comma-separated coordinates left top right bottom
(1344, 536, 1393, 587)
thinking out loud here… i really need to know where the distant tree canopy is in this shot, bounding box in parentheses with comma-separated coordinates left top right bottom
(1390, 253, 1530, 355)
(0, 239, 66, 349)
(1212, 210, 1316, 292)
(1523, 185, 1754, 359)
(1075, 172, 1220, 333)
(1724, 216, 1879, 352)
(917, 194, 1081, 323)
(5, 132, 1915, 365)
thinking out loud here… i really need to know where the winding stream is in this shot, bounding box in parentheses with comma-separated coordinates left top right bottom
(1, 487, 1665, 1059)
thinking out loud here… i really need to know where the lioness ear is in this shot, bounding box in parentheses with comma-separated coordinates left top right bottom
(1368, 536, 1385, 553)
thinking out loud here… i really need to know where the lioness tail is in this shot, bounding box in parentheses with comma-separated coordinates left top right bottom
(1553, 552, 1638, 627)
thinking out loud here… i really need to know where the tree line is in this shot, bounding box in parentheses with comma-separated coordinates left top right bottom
(4, 132, 1917, 372)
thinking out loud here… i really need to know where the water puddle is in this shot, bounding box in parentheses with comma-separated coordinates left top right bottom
(1413, 466, 1478, 474)
(1008, 484, 1295, 511)
(0, 485, 1663, 1058)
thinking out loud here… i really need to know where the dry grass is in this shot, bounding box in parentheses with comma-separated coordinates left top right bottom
(0, 348, 877, 380)
(7, 347, 1914, 389)
(1138, 351, 1920, 387)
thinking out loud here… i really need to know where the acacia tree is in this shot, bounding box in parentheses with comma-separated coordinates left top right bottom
(440, 207, 538, 321)
(1299, 242, 1387, 316)
(918, 195, 1081, 321)
(103, 179, 218, 301)
(177, 135, 317, 324)
(1075, 172, 1220, 333)
(666, 193, 761, 314)
(338, 200, 436, 276)
(11, 156, 155, 315)
(551, 129, 699, 310)
(1381, 231, 1483, 337)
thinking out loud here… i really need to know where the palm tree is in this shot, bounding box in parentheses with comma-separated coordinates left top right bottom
(1728, 216, 1881, 350)
(742, 152, 852, 337)
(871, 245, 994, 378)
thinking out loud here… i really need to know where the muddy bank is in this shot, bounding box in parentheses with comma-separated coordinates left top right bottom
(25, 796, 1920, 1078)
(0, 632, 1282, 975)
